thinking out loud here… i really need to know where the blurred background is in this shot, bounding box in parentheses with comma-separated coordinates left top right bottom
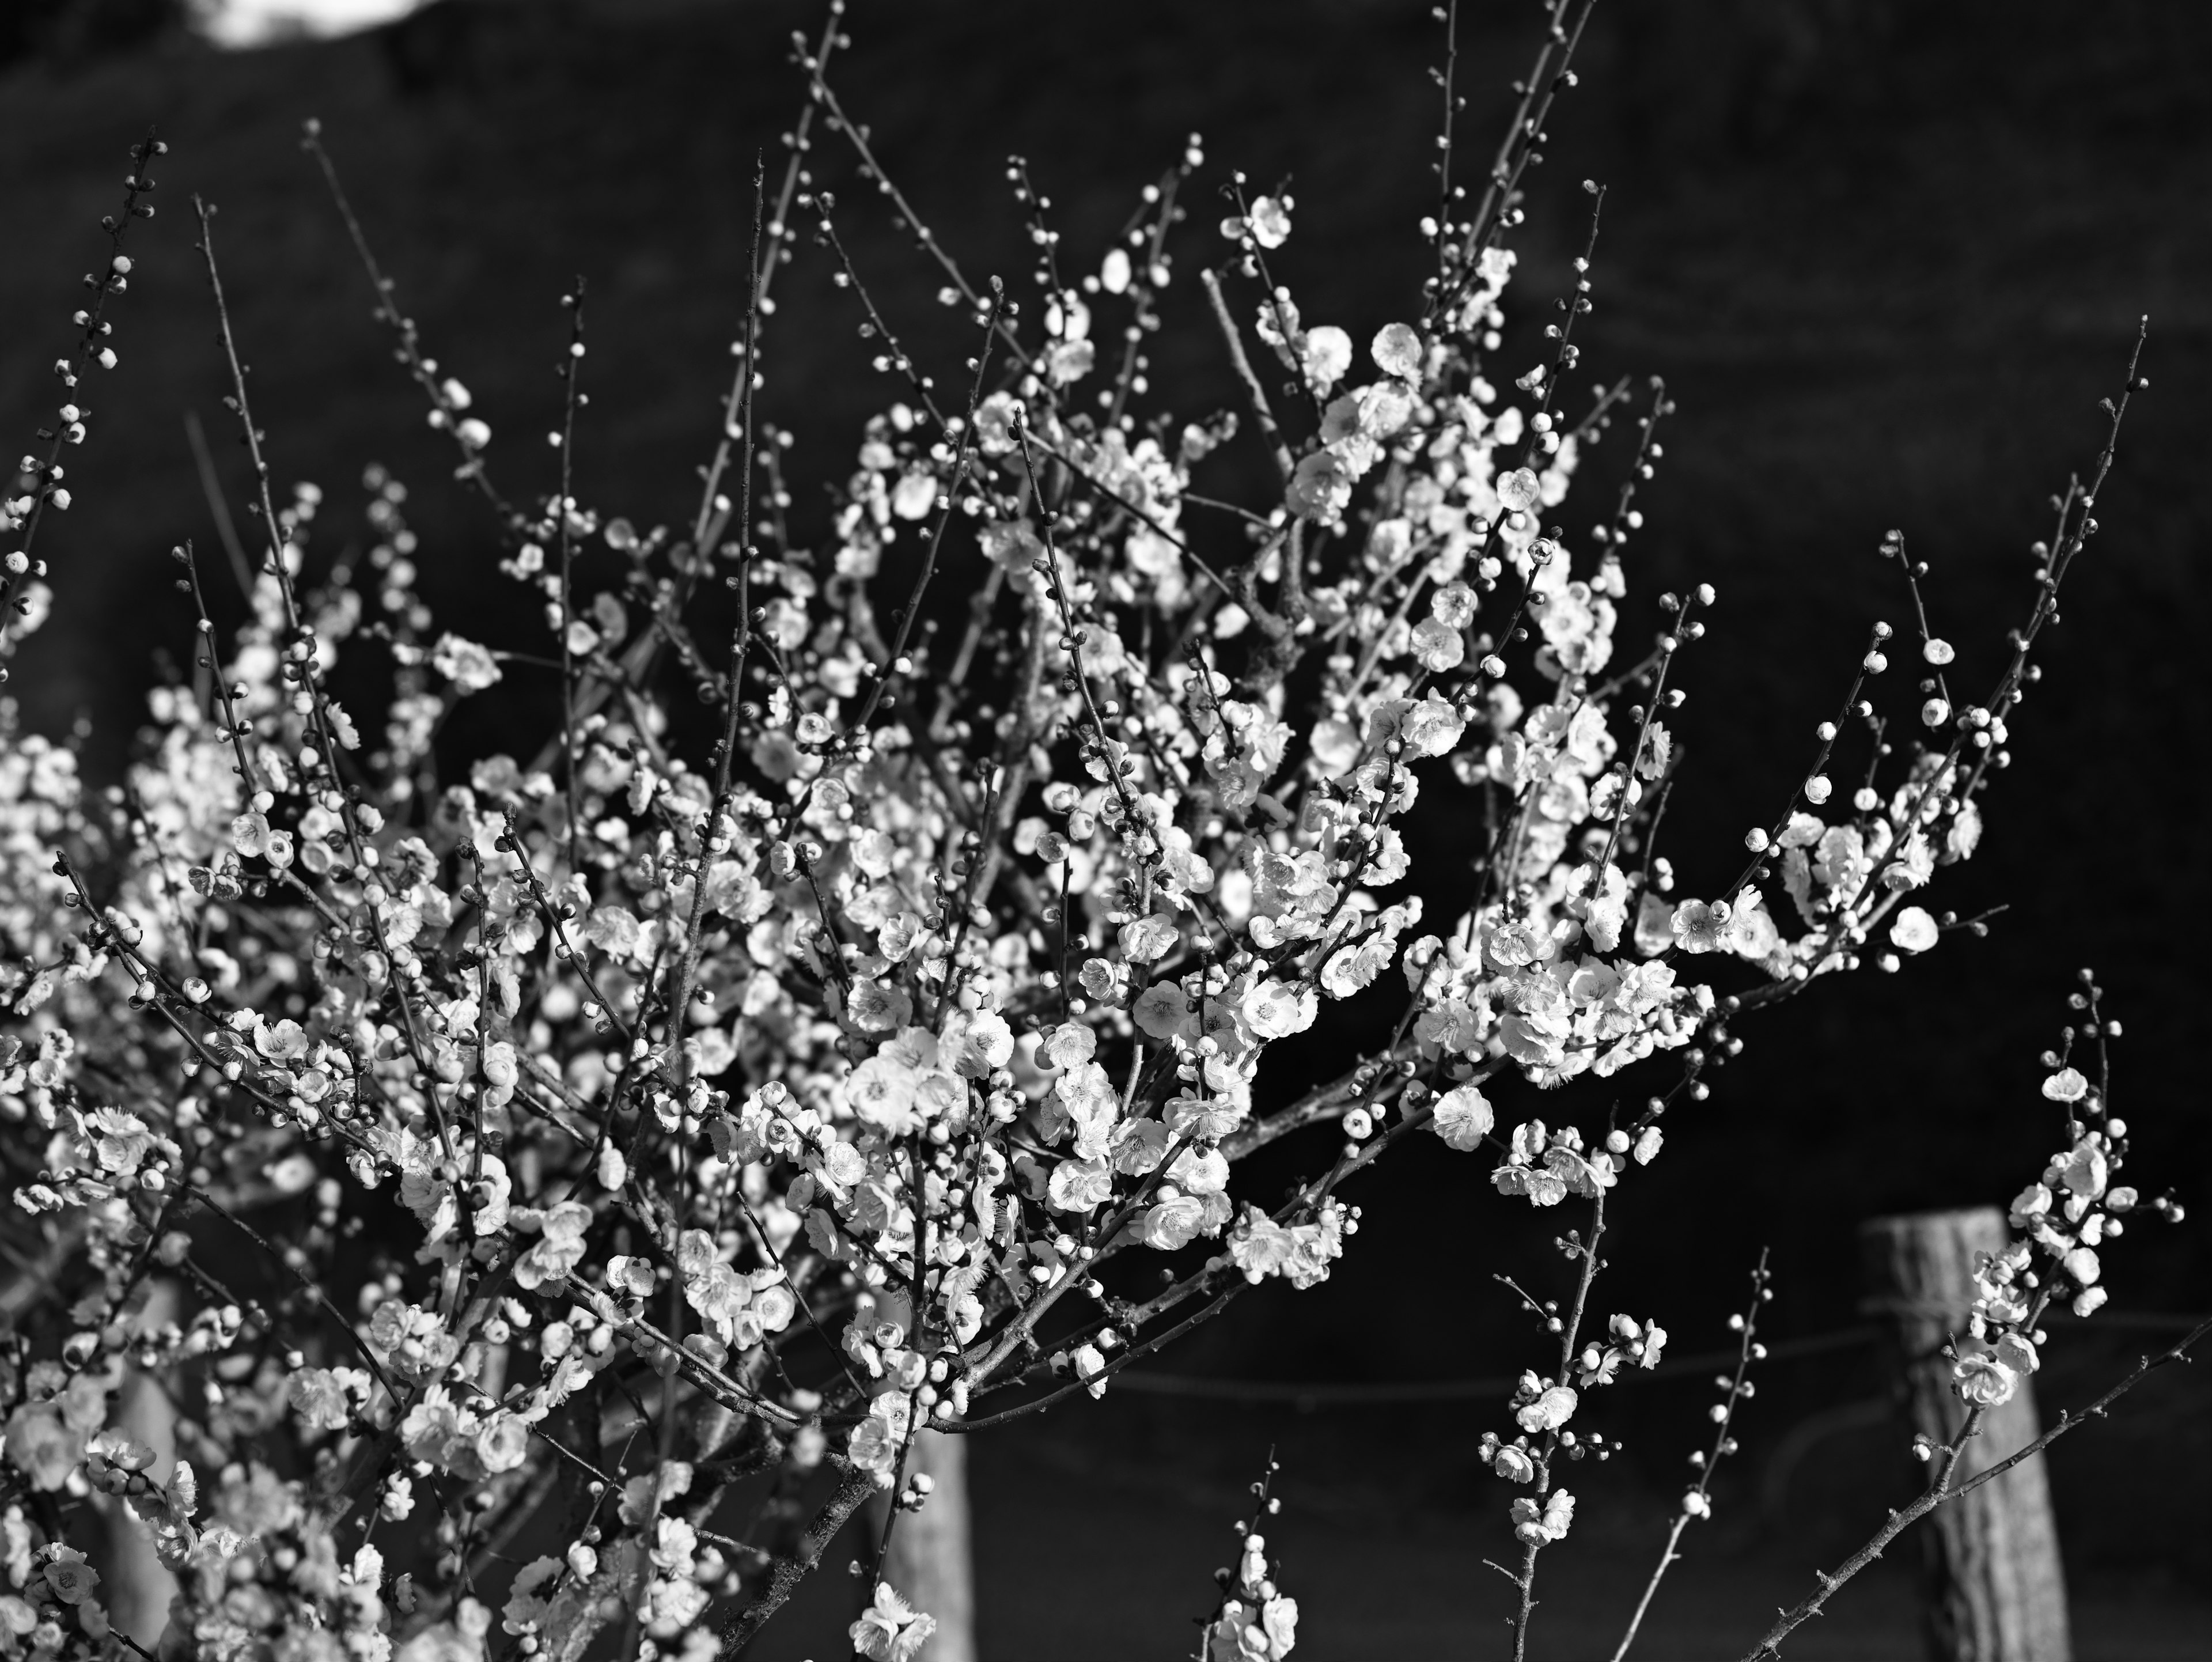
(3, 2, 2207, 1656)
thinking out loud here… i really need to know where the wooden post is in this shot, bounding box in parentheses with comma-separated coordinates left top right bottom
(103, 1280, 180, 1646)
(854, 1286, 976, 1661)
(871, 1430, 976, 1662)
(1861, 1207, 2071, 1662)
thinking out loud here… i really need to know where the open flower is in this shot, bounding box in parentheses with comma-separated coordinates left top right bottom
(1430, 1085, 1495, 1152)
(1952, 1351, 2018, 1407)
(431, 633, 502, 692)
(1889, 906, 1939, 953)
(1515, 1384, 1578, 1434)
(1372, 321, 1424, 380)
(4, 1403, 84, 1491)
(2041, 1067, 2088, 1103)
(849, 1396, 912, 1485)
(1512, 1489, 1576, 1544)
(851, 1583, 938, 1662)
(1669, 901, 1724, 954)
(475, 1413, 531, 1474)
(41, 1551, 100, 1606)
(1491, 1444, 1536, 1483)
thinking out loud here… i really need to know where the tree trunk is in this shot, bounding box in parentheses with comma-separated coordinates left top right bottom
(1861, 1206, 2071, 1662)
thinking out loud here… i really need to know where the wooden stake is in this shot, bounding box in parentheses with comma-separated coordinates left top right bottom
(874, 1429, 976, 1662)
(1862, 1206, 2072, 1662)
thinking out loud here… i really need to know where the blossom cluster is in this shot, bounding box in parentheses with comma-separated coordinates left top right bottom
(0, 10, 2161, 1659)
(1199, 1466, 1300, 1662)
(1949, 1000, 2181, 1413)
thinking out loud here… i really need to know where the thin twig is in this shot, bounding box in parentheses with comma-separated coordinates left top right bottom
(184, 408, 255, 599)
(1741, 1312, 2211, 1661)
(1199, 267, 1293, 484)
(554, 279, 588, 874)
(1609, 1251, 1772, 1662)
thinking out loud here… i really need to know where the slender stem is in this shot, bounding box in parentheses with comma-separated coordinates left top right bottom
(1508, 1191, 1607, 1662)
(1740, 1311, 2209, 1661)
(176, 540, 260, 798)
(1609, 1251, 1772, 1662)
(809, 200, 947, 427)
(689, 1, 846, 552)
(656, 158, 770, 1183)
(717, 1464, 880, 1652)
(1027, 433, 1236, 599)
(555, 278, 588, 874)
(808, 70, 1033, 375)
(192, 193, 453, 1164)
(300, 123, 522, 530)
(183, 408, 255, 599)
(1199, 268, 1293, 484)
(0, 137, 160, 656)
(1433, 0, 1599, 325)
(764, 285, 1009, 850)
(1434, 0, 1461, 291)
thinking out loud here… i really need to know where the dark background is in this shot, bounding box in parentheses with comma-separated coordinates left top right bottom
(5, 2, 2207, 1655)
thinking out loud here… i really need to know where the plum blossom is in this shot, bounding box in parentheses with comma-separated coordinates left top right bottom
(3, 1403, 84, 1491)
(1952, 1351, 2018, 1407)
(1372, 321, 1423, 380)
(41, 1550, 99, 1606)
(1889, 905, 1939, 953)
(1512, 1489, 1576, 1544)
(851, 1583, 938, 1662)
(2041, 1067, 2088, 1103)
(1515, 1384, 1578, 1434)
(849, 1396, 913, 1486)
(432, 633, 502, 692)
(1430, 1084, 1495, 1151)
